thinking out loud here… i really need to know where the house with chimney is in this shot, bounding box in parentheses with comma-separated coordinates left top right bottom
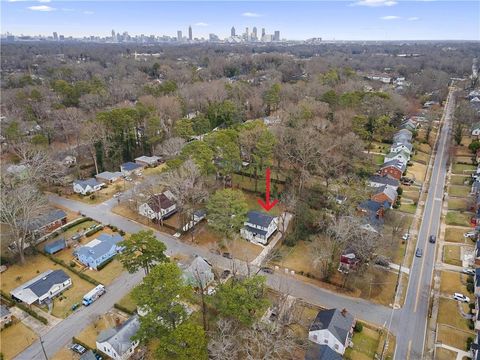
(138, 192, 177, 221)
(379, 159, 407, 180)
(371, 185, 398, 207)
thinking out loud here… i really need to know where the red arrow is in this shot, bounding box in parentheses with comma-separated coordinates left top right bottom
(257, 168, 279, 212)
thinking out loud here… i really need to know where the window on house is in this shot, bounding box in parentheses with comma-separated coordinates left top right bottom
(324, 339, 328, 344)
(335, 344, 339, 350)
(313, 335, 317, 341)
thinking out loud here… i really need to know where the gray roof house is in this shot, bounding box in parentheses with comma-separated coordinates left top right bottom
(182, 256, 214, 289)
(96, 315, 140, 360)
(369, 175, 400, 189)
(240, 210, 278, 245)
(304, 343, 342, 360)
(393, 129, 413, 142)
(95, 171, 123, 184)
(371, 185, 398, 205)
(0, 305, 12, 329)
(308, 308, 355, 355)
(73, 178, 105, 195)
(10, 269, 72, 305)
(74, 233, 124, 270)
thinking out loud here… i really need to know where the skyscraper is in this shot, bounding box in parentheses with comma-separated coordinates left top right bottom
(111, 29, 116, 40)
(53, 32, 58, 41)
(231, 26, 236, 37)
(274, 30, 280, 41)
(177, 30, 182, 41)
(262, 28, 266, 37)
(188, 26, 192, 41)
(252, 27, 257, 40)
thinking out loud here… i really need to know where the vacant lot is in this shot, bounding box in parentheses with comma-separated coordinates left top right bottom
(0, 321, 37, 360)
(448, 185, 471, 198)
(0, 254, 95, 319)
(440, 271, 468, 295)
(443, 245, 461, 266)
(444, 227, 469, 244)
(445, 211, 472, 227)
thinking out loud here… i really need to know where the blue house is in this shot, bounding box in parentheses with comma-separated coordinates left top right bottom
(44, 238, 66, 254)
(120, 162, 143, 176)
(74, 233, 124, 270)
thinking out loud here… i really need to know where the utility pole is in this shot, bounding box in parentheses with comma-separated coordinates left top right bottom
(39, 335, 49, 360)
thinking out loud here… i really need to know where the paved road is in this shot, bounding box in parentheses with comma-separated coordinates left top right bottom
(392, 87, 456, 360)
(16, 193, 393, 359)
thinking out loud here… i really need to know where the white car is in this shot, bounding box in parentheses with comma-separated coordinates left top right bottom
(402, 233, 410, 241)
(464, 231, 476, 238)
(453, 293, 470, 303)
(462, 268, 475, 276)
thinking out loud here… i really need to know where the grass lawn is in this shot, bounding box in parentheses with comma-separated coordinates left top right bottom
(449, 185, 471, 197)
(406, 162, 427, 183)
(412, 151, 429, 164)
(116, 292, 137, 314)
(143, 163, 167, 177)
(445, 227, 470, 244)
(398, 203, 417, 214)
(437, 298, 473, 333)
(0, 321, 37, 360)
(443, 245, 462, 266)
(243, 192, 285, 217)
(76, 312, 128, 349)
(372, 154, 385, 165)
(0, 254, 96, 319)
(416, 142, 432, 154)
(452, 163, 476, 175)
(455, 156, 474, 164)
(345, 325, 380, 360)
(437, 323, 474, 350)
(435, 347, 458, 360)
(402, 190, 420, 203)
(450, 175, 470, 186)
(66, 181, 132, 205)
(448, 198, 469, 211)
(445, 211, 473, 227)
(439, 271, 468, 295)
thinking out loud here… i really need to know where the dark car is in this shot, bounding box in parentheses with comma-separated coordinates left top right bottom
(222, 252, 233, 259)
(70, 344, 86, 354)
(415, 248, 423, 257)
(429, 235, 436, 243)
(260, 267, 274, 274)
(220, 270, 231, 279)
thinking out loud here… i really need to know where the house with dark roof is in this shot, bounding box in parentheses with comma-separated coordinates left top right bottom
(135, 155, 162, 168)
(0, 305, 12, 329)
(475, 268, 480, 298)
(308, 308, 355, 355)
(138, 192, 177, 221)
(182, 256, 214, 289)
(400, 118, 417, 132)
(379, 159, 407, 180)
(10, 269, 72, 305)
(390, 141, 413, 155)
(120, 162, 144, 176)
(74, 233, 124, 270)
(393, 128, 413, 140)
(240, 210, 278, 245)
(73, 178, 105, 195)
(369, 175, 400, 190)
(95, 171, 123, 184)
(28, 209, 67, 237)
(96, 315, 140, 360)
(371, 185, 398, 206)
(304, 343, 342, 360)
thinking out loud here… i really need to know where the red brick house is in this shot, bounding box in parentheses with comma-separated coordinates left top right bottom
(379, 160, 407, 181)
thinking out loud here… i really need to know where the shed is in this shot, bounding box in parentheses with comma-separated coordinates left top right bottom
(44, 238, 66, 254)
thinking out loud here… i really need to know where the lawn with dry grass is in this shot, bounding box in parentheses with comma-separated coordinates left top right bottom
(412, 151, 429, 164)
(449, 185, 471, 197)
(452, 163, 476, 175)
(445, 211, 473, 227)
(416, 142, 432, 154)
(111, 203, 176, 235)
(0, 321, 37, 360)
(435, 347, 457, 360)
(116, 292, 137, 314)
(50, 347, 76, 360)
(76, 312, 129, 349)
(437, 323, 473, 350)
(66, 181, 132, 205)
(402, 190, 420, 203)
(406, 162, 427, 183)
(440, 271, 468, 295)
(445, 227, 471, 244)
(0, 254, 96, 319)
(437, 299, 473, 332)
(443, 245, 462, 266)
(448, 198, 469, 211)
(450, 175, 470, 186)
(399, 203, 417, 214)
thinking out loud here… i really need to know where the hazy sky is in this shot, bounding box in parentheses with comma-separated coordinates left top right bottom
(2, 0, 479, 40)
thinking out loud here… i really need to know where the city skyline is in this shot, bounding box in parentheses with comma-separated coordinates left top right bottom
(1, 1, 479, 41)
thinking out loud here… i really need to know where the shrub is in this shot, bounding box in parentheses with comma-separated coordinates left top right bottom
(16, 303, 48, 324)
(114, 303, 135, 315)
(69, 261, 76, 268)
(354, 322, 363, 333)
(468, 320, 474, 330)
(85, 225, 103, 237)
(119, 230, 126, 236)
(89, 194, 96, 200)
(96, 257, 114, 271)
(467, 336, 474, 350)
(467, 283, 474, 293)
(397, 187, 403, 195)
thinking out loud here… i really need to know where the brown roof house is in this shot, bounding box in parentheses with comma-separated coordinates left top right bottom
(138, 192, 177, 221)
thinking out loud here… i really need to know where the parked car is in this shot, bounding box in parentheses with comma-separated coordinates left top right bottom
(125, 176, 133, 181)
(402, 233, 410, 241)
(462, 268, 475, 276)
(222, 252, 233, 259)
(113, 192, 122, 198)
(464, 231, 476, 238)
(415, 248, 423, 257)
(429, 235, 436, 243)
(71, 344, 86, 354)
(71, 234, 82, 241)
(260, 267, 274, 274)
(453, 293, 470, 303)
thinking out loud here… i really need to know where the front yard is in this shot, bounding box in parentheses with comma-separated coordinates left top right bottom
(439, 271, 469, 295)
(452, 163, 476, 175)
(445, 227, 471, 244)
(406, 162, 427, 183)
(75, 311, 129, 349)
(445, 211, 473, 227)
(448, 185, 471, 198)
(0, 320, 37, 360)
(447, 198, 469, 211)
(443, 245, 462, 267)
(345, 322, 395, 360)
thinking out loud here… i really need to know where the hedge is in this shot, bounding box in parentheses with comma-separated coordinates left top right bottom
(114, 303, 136, 315)
(40, 252, 100, 286)
(0, 290, 49, 325)
(84, 225, 104, 237)
(96, 257, 114, 271)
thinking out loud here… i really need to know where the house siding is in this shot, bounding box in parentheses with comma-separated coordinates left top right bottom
(379, 167, 402, 180)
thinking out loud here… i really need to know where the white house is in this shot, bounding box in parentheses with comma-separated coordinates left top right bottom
(472, 123, 480, 137)
(138, 192, 177, 221)
(390, 142, 412, 155)
(308, 308, 355, 356)
(73, 178, 105, 195)
(240, 210, 278, 245)
(96, 315, 140, 360)
(384, 150, 409, 164)
(10, 270, 72, 305)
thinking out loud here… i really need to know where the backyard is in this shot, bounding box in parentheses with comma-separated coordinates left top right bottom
(344, 323, 394, 360)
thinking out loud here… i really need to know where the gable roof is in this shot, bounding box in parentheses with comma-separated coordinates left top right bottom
(305, 343, 342, 360)
(246, 210, 275, 228)
(11, 269, 70, 304)
(391, 142, 413, 152)
(381, 159, 407, 172)
(121, 162, 143, 171)
(0, 305, 10, 318)
(309, 308, 355, 345)
(28, 209, 67, 232)
(369, 175, 400, 188)
(182, 256, 213, 287)
(135, 155, 161, 164)
(147, 193, 175, 212)
(73, 178, 103, 189)
(373, 185, 397, 202)
(97, 315, 140, 356)
(385, 150, 409, 161)
(74, 233, 123, 262)
(95, 171, 123, 181)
